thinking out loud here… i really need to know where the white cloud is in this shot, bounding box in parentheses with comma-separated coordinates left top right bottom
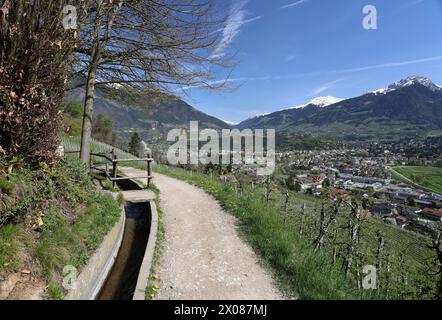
(243, 15, 263, 24)
(309, 78, 346, 96)
(210, 1, 250, 59)
(280, 0, 309, 10)
(285, 54, 297, 62)
(178, 55, 442, 92)
(329, 56, 442, 74)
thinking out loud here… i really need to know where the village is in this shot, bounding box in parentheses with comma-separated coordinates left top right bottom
(277, 146, 442, 237)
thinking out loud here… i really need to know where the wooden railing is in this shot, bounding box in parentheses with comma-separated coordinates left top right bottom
(66, 149, 153, 187)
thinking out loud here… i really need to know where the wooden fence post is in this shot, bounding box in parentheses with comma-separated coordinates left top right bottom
(147, 151, 152, 186)
(112, 154, 117, 189)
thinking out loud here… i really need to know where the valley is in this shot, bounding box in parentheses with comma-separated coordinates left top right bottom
(2, 0, 442, 304)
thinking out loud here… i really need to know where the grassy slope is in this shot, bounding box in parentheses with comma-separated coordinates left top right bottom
(392, 166, 442, 194)
(0, 156, 122, 299)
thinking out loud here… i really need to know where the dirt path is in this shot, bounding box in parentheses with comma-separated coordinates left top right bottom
(120, 167, 284, 300)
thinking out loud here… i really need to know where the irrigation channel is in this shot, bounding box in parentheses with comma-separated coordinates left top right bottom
(97, 179, 151, 300)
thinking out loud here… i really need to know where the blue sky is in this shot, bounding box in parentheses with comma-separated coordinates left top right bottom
(179, 0, 442, 124)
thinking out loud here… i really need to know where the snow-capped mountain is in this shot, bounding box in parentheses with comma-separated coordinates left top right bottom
(236, 75, 442, 141)
(223, 120, 239, 126)
(371, 76, 442, 95)
(289, 96, 344, 110)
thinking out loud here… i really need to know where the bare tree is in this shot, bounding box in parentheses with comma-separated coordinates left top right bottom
(299, 202, 306, 236)
(75, 0, 230, 166)
(375, 230, 385, 290)
(342, 200, 362, 278)
(331, 227, 339, 265)
(283, 190, 290, 223)
(264, 176, 273, 203)
(314, 202, 338, 251)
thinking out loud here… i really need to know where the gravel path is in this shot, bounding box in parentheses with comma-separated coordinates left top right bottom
(121, 168, 284, 300)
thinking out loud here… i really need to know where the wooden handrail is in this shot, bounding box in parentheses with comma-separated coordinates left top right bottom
(85, 149, 154, 187)
(110, 176, 154, 182)
(90, 153, 114, 163)
(113, 158, 154, 163)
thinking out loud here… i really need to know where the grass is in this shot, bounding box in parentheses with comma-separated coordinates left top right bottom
(0, 156, 122, 300)
(0, 178, 15, 195)
(392, 166, 442, 194)
(152, 164, 382, 300)
(46, 282, 65, 300)
(142, 183, 165, 300)
(36, 194, 120, 273)
(0, 224, 28, 272)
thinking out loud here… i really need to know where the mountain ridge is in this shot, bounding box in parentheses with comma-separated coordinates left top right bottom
(67, 83, 230, 146)
(236, 76, 442, 141)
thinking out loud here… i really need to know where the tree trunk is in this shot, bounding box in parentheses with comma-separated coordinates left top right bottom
(80, 2, 120, 168)
(299, 203, 305, 236)
(80, 62, 98, 168)
(375, 230, 385, 290)
(283, 191, 289, 223)
(385, 254, 391, 299)
(429, 231, 442, 299)
(344, 207, 361, 278)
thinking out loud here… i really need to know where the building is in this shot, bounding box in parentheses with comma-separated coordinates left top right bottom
(421, 208, 442, 222)
(371, 201, 397, 217)
(397, 205, 421, 219)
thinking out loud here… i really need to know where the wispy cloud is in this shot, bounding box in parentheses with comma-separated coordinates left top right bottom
(210, 1, 261, 59)
(309, 78, 346, 96)
(401, 0, 426, 9)
(243, 15, 263, 24)
(285, 54, 297, 62)
(329, 55, 442, 74)
(280, 0, 309, 10)
(179, 55, 442, 92)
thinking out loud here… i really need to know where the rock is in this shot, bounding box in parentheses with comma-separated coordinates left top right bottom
(0, 274, 20, 299)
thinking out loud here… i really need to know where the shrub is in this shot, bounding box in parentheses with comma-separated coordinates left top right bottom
(0, 1, 81, 164)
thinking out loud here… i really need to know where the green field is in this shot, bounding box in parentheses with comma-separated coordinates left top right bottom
(392, 166, 442, 194)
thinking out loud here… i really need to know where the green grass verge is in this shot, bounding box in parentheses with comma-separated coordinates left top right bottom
(141, 184, 165, 300)
(0, 224, 29, 272)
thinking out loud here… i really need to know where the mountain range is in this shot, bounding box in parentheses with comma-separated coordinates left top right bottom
(236, 76, 442, 141)
(68, 75, 442, 147)
(68, 82, 229, 146)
